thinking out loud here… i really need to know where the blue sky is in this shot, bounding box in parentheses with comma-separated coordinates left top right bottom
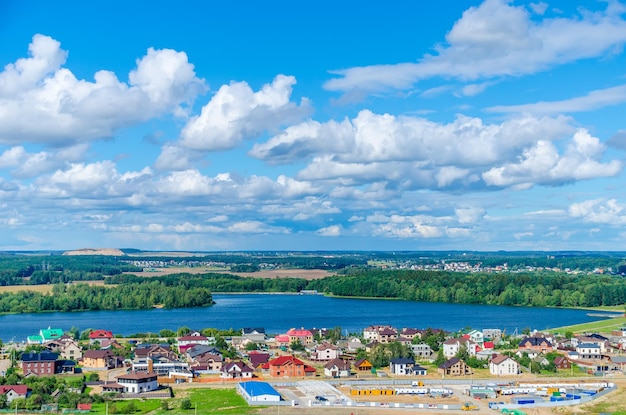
(2, 0, 626, 251)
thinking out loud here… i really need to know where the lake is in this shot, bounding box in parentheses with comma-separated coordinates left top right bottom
(0, 293, 612, 342)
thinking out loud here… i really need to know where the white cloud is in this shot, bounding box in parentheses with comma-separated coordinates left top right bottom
(324, 0, 626, 93)
(569, 198, 626, 225)
(0, 144, 89, 178)
(178, 75, 310, 151)
(253, 110, 616, 190)
(0, 35, 206, 146)
(482, 129, 622, 188)
(317, 225, 342, 236)
(487, 84, 626, 114)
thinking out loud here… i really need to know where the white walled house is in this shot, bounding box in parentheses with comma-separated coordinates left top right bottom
(489, 354, 520, 376)
(116, 372, 158, 393)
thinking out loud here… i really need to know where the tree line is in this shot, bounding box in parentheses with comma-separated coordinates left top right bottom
(306, 269, 626, 307)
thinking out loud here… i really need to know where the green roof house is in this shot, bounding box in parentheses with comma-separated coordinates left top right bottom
(40, 328, 64, 342)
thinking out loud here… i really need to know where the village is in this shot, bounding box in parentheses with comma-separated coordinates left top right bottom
(0, 323, 624, 413)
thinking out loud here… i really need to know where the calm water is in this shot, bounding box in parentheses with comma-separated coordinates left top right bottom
(0, 294, 612, 342)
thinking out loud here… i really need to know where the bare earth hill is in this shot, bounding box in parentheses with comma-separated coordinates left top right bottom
(62, 248, 126, 256)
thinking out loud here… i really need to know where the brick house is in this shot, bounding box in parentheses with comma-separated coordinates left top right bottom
(21, 351, 58, 375)
(268, 355, 315, 378)
(518, 337, 553, 354)
(438, 357, 471, 376)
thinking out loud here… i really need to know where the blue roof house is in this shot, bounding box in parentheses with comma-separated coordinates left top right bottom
(237, 381, 281, 402)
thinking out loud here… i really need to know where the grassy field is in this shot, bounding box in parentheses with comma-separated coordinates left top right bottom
(88, 388, 257, 415)
(549, 316, 626, 335)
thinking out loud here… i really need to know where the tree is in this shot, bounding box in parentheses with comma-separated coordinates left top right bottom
(244, 342, 259, 351)
(456, 344, 470, 361)
(290, 340, 305, 351)
(160, 329, 176, 338)
(177, 327, 191, 337)
(434, 348, 445, 366)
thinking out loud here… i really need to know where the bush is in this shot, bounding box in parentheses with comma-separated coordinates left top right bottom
(161, 400, 169, 411)
(181, 398, 192, 410)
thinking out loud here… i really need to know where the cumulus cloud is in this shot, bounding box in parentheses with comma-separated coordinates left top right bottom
(569, 198, 626, 225)
(324, 0, 626, 93)
(482, 129, 622, 188)
(317, 225, 342, 236)
(252, 110, 619, 190)
(178, 75, 310, 151)
(0, 34, 206, 146)
(0, 144, 88, 178)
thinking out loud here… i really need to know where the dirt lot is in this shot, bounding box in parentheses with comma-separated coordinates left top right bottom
(128, 267, 332, 280)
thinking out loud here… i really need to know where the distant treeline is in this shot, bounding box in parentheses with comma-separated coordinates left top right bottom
(106, 273, 309, 293)
(0, 281, 213, 314)
(306, 269, 626, 307)
(0, 255, 142, 286)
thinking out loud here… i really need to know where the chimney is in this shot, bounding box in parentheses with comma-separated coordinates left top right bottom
(147, 357, 153, 373)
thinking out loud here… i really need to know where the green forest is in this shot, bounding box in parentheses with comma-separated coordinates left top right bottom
(307, 269, 626, 307)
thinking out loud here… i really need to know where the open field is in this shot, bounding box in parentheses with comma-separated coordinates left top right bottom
(0, 280, 107, 295)
(549, 316, 626, 335)
(128, 267, 333, 280)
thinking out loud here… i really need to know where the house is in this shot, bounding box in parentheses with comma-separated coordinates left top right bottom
(221, 361, 254, 379)
(347, 338, 364, 352)
(533, 355, 550, 366)
(248, 351, 270, 369)
(82, 350, 118, 370)
(489, 354, 520, 376)
(268, 355, 315, 378)
(378, 327, 398, 344)
(59, 340, 82, 361)
(324, 359, 351, 378)
(443, 338, 477, 358)
(0, 385, 29, 403)
(133, 355, 190, 376)
(354, 358, 373, 372)
(285, 328, 314, 345)
(518, 337, 553, 355)
(554, 356, 571, 369)
(312, 343, 340, 361)
(242, 328, 266, 343)
(411, 364, 428, 376)
(116, 372, 159, 393)
(400, 328, 420, 340)
(177, 334, 211, 353)
(438, 357, 471, 376)
(363, 325, 396, 342)
(577, 343, 602, 360)
(389, 357, 416, 376)
(27, 328, 64, 344)
(482, 329, 503, 341)
(21, 351, 58, 375)
(188, 352, 223, 371)
(135, 344, 178, 361)
(573, 335, 610, 354)
(464, 330, 484, 346)
(88, 330, 115, 346)
(411, 343, 433, 360)
(237, 381, 281, 402)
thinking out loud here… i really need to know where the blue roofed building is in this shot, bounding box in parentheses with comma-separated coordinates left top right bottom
(237, 381, 281, 402)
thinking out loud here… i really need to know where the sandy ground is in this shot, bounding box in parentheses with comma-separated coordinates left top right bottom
(128, 267, 332, 280)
